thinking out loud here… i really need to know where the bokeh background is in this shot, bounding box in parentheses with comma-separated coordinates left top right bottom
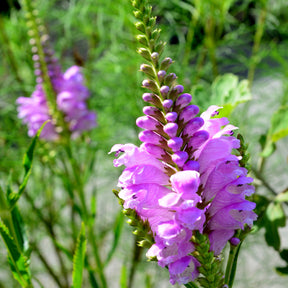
(1, 0, 288, 287)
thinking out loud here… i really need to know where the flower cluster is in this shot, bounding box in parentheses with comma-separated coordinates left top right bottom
(16, 5, 96, 140)
(111, 0, 257, 285)
(112, 101, 256, 284)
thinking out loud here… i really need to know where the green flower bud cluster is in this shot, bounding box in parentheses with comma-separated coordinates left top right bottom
(112, 190, 155, 250)
(191, 232, 224, 288)
(236, 134, 251, 172)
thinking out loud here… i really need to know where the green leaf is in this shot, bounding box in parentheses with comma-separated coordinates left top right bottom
(275, 249, 288, 276)
(10, 205, 29, 255)
(275, 190, 288, 203)
(9, 122, 47, 209)
(191, 74, 251, 117)
(260, 140, 276, 158)
(252, 194, 270, 232)
(71, 222, 87, 288)
(269, 105, 288, 142)
(0, 220, 32, 287)
(275, 266, 288, 275)
(184, 282, 200, 288)
(280, 249, 288, 262)
(264, 202, 286, 251)
(104, 211, 124, 266)
(210, 74, 251, 117)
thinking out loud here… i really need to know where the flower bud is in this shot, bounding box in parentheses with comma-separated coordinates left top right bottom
(160, 57, 173, 71)
(142, 93, 162, 108)
(167, 137, 183, 152)
(175, 93, 192, 110)
(137, 34, 149, 46)
(155, 41, 165, 55)
(179, 105, 199, 123)
(163, 123, 178, 137)
(164, 73, 177, 86)
(135, 21, 145, 33)
(133, 10, 143, 20)
(157, 70, 166, 82)
(142, 79, 159, 93)
(140, 64, 156, 78)
(136, 116, 160, 130)
(168, 85, 184, 101)
(151, 28, 161, 41)
(230, 237, 241, 246)
(143, 106, 166, 123)
(139, 130, 163, 145)
(160, 85, 169, 98)
(183, 117, 204, 137)
(165, 112, 178, 122)
(162, 99, 173, 111)
(137, 48, 151, 61)
(151, 52, 159, 65)
(172, 151, 188, 167)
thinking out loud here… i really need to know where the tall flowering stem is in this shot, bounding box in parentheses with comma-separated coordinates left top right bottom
(111, 0, 257, 286)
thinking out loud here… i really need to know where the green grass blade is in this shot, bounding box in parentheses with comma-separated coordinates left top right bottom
(71, 222, 87, 288)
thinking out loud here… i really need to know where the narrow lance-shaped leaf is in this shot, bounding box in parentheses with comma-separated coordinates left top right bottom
(0, 220, 32, 287)
(9, 121, 48, 209)
(71, 222, 87, 288)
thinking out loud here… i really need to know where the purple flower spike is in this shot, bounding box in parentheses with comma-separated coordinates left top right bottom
(113, 19, 257, 285)
(17, 44, 96, 141)
(163, 122, 178, 137)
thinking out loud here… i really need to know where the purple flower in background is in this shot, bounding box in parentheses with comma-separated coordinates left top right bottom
(16, 30, 96, 140)
(111, 64, 257, 284)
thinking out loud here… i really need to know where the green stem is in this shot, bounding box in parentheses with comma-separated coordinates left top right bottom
(182, 12, 198, 68)
(247, 6, 267, 88)
(128, 236, 143, 288)
(0, 15, 23, 85)
(204, 17, 218, 78)
(224, 242, 243, 288)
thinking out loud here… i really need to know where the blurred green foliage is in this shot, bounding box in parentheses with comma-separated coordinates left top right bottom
(0, 0, 288, 287)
